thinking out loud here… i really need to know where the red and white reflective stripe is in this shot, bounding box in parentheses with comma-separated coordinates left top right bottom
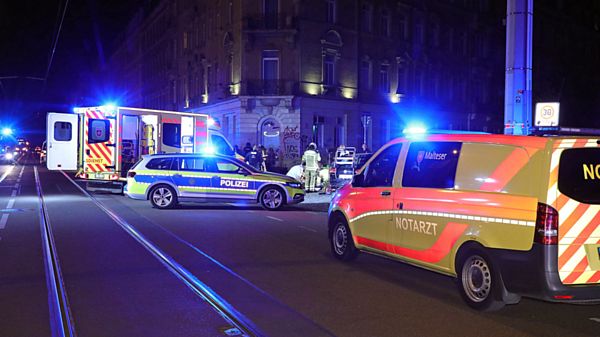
(550, 138, 600, 285)
(83, 108, 114, 175)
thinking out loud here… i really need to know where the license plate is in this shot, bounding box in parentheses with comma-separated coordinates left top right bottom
(95, 173, 105, 179)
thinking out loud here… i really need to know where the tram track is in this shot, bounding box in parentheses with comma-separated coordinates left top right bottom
(34, 166, 77, 337)
(58, 170, 260, 337)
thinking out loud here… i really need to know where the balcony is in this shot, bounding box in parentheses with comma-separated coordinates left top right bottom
(243, 15, 298, 31)
(241, 79, 298, 96)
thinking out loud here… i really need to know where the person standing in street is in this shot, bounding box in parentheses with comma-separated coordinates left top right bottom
(360, 143, 370, 153)
(302, 142, 321, 192)
(245, 145, 263, 170)
(242, 142, 253, 156)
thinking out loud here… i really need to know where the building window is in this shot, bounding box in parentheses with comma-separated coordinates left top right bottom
(313, 116, 325, 148)
(398, 14, 407, 40)
(360, 59, 372, 90)
(326, 0, 336, 24)
(381, 10, 390, 37)
(414, 21, 425, 44)
(379, 64, 390, 93)
(431, 21, 440, 47)
(323, 54, 335, 86)
(460, 32, 468, 55)
(262, 50, 279, 94)
(361, 3, 372, 32)
(264, 0, 278, 29)
(396, 64, 407, 95)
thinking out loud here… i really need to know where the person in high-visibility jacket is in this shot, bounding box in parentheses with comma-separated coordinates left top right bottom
(302, 142, 321, 192)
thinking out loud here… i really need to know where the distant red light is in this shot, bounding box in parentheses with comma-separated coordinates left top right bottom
(553, 295, 573, 300)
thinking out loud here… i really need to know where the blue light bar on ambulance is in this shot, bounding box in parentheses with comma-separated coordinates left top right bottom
(73, 105, 118, 117)
(402, 124, 427, 135)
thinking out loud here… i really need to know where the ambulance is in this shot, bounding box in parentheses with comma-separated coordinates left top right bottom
(328, 133, 600, 310)
(46, 106, 236, 188)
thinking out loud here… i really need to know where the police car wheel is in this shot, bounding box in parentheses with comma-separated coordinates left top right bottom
(150, 185, 178, 209)
(330, 219, 358, 261)
(260, 186, 284, 210)
(457, 251, 505, 311)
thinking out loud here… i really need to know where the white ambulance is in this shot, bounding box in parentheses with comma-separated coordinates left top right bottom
(46, 106, 236, 187)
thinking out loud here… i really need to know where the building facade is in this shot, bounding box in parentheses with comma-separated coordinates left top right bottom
(109, 0, 504, 167)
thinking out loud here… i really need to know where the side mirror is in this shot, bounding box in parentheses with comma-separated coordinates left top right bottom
(353, 172, 364, 187)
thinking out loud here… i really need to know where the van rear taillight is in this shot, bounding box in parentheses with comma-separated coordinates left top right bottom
(127, 171, 136, 178)
(534, 202, 559, 245)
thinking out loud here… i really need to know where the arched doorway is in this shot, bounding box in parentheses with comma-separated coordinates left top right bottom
(260, 118, 281, 150)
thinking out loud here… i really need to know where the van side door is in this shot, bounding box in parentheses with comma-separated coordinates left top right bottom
(350, 143, 402, 253)
(392, 141, 463, 266)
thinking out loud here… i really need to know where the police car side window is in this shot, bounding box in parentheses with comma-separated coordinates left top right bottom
(180, 157, 206, 172)
(215, 159, 241, 174)
(402, 142, 462, 189)
(363, 144, 402, 187)
(146, 158, 173, 170)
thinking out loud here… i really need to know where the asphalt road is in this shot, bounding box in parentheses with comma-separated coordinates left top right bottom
(1, 158, 600, 337)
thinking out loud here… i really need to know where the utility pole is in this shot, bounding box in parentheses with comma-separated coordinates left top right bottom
(504, 0, 533, 135)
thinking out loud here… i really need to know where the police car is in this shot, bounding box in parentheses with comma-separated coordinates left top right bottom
(329, 133, 600, 310)
(125, 153, 304, 210)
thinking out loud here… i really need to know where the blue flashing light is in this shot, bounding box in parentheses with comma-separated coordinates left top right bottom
(2, 128, 12, 136)
(402, 123, 427, 135)
(100, 103, 118, 117)
(202, 144, 216, 155)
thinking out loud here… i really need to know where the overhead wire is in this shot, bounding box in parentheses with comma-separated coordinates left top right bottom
(42, 0, 71, 95)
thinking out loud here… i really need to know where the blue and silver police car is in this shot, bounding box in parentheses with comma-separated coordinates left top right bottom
(125, 153, 304, 210)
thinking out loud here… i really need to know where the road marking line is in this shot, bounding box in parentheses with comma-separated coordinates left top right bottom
(0, 214, 8, 229)
(298, 225, 317, 232)
(266, 216, 283, 222)
(17, 166, 24, 180)
(590, 317, 600, 323)
(0, 166, 14, 183)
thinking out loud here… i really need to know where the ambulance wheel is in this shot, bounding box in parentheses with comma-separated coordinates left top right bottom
(329, 218, 358, 261)
(149, 185, 178, 209)
(259, 186, 284, 211)
(456, 250, 505, 311)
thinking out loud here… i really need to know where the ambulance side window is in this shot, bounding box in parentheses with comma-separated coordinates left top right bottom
(362, 144, 402, 187)
(402, 142, 461, 189)
(146, 158, 173, 170)
(163, 123, 181, 148)
(211, 134, 235, 156)
(88, 119, 110, 144)
(54, 122, 72, 141)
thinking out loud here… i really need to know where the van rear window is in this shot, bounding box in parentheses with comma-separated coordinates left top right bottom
(558, 148, 600, 204)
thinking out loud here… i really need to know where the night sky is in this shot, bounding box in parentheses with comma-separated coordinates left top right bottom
(0, 0, 143, 143)
(1, 1, 599, 144)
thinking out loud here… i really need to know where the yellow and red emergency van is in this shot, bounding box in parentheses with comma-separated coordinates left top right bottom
(46, 106, 236, 189)
(328, 133, 600, 310)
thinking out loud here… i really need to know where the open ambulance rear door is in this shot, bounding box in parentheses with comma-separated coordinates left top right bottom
(47, 112, 79, 170)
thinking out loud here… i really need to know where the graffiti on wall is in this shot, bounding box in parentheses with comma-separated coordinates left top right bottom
(282, 126, 300, 162)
